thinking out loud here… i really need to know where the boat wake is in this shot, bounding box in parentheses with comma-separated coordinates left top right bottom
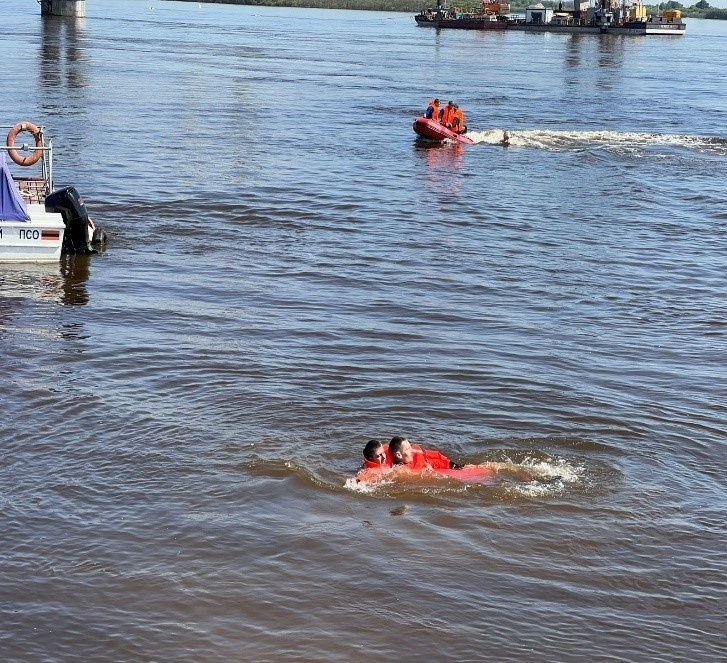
(465, 128, 727, 154)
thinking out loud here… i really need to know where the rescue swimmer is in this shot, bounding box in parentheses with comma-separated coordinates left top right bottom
(361, 436, 463, 472)
(356, 436, 539, 486)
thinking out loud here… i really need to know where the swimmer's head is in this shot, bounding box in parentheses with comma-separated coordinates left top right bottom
(389, 436, 414, 465)
(363, 439, 386, 465)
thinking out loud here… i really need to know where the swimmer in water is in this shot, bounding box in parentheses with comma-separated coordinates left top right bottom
(389, 436, 463, 470)
(361, 439, 390, 468)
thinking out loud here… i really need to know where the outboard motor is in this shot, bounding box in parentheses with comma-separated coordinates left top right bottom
(45, 186, 96, 255)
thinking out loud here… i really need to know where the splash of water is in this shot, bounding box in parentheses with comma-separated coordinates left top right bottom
(465, 128, 727, 154)
(344, 455, 584, 497)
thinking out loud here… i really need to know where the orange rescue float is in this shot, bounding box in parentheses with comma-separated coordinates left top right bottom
(6, 121, 44, 167)
(355, 463, 497, 485)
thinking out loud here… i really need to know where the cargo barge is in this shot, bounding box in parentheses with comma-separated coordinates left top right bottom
(415, 0, 686, 35)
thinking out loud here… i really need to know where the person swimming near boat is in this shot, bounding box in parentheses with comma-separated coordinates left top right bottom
(424, 98, 440, 121)
(388, 435, 464, 471)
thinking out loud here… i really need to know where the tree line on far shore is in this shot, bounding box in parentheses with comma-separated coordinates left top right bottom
(649, 0, 727, 19)
(178, 0, 727, 19)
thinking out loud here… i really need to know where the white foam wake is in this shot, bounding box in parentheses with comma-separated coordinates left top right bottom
(464, 128, 726, 153)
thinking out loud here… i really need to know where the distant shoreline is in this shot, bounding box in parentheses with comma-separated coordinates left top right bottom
(174, 0, 423, 12)
(174, 1, 727, 19)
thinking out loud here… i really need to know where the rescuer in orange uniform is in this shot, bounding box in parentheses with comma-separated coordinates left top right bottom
(389, 436, 463, 471)
(425, 98, 440, 121)
(451, 104, 466, 134)
(440, 100, 455, 128)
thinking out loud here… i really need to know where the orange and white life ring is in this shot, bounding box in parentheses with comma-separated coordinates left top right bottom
(6, 121, 44, 167)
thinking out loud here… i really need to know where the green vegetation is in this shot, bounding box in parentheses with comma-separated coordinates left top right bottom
(646, 1, 727, 18)
(519, 0, 727, 16)
(182, 0, 727, 17)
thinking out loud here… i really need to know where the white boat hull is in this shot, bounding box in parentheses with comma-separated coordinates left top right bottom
(0, 204, 66, 263)
(2, 121, 107, 264)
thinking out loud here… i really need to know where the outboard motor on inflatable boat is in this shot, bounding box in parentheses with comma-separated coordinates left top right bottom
(45, 186, 98, 255)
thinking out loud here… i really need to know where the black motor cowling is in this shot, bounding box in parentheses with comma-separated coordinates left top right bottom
(45, 186, 96, 255)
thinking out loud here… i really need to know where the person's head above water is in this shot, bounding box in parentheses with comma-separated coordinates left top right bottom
(389, 436, 414, 465)
(363, 439, 387, 465)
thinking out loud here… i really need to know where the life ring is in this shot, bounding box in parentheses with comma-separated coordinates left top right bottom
(6, 121, 44, 167)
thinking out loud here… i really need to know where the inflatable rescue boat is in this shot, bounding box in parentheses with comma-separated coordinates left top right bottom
(413, 117, 474, 145)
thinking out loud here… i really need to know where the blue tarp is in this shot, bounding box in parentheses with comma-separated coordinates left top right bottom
(0, 152, 31, 221)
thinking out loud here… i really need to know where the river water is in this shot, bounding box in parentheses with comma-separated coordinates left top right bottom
(1, 1, 726, 660)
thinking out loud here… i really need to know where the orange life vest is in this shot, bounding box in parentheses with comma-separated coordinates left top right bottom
(441, 104, 455, 126)
(426, 99, 440, 121)
(452, 108, 465, 132)
(405, 446, 452, 471)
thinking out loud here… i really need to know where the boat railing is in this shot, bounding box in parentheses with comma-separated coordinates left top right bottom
(1, 126, 54, 201)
